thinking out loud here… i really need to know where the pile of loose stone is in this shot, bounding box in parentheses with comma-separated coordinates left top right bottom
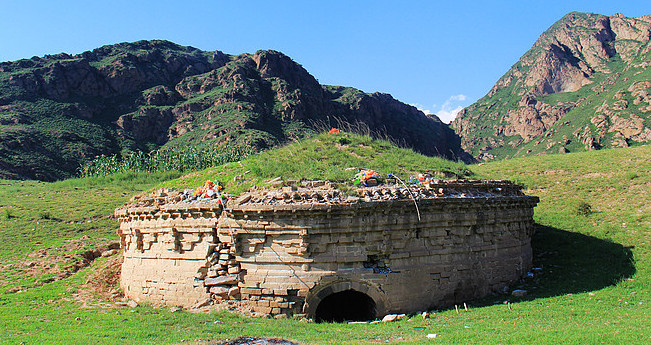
(232, 180, 346, 206)
(121, 179, 523, 208)
(202, 243, 241, 301)
(353, 180, 522, 202)
(233, 179, 524, 205)
(123, 188, 223, 208)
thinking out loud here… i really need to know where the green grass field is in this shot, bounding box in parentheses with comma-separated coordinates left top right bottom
(0, 135, 649, 344)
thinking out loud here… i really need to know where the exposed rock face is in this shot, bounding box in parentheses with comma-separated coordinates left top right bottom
(523, 44, 593, 96)
(453, 12, 651, 160)
(502, 96, 577, 142)
(0, 40, 464, 180)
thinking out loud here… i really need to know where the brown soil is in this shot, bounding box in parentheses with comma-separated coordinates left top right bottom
(81, 254, 124, 301)
(2, 236, 119, 294)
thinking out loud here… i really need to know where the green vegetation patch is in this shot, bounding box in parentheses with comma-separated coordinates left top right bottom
(161, 132, 471, 195)
(79, 145, 251, 178)
(0, 172, 178, 295)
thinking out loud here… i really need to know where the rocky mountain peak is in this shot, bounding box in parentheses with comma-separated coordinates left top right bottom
(252, 50, 321, 94)
(452, 12, 651, 161)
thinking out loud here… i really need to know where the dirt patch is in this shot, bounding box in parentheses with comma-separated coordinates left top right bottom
(200, 337, 298, 345)
(186, 299, 266, 318)
(334, 143, 363, 158)
(82, 254, 124, 301)
(524, 188, 547, 195)
(1, 237, 119, 292)
(64, 252, 125, 309)
(582, 172, 613, 178)
(541, 170, 565, 175)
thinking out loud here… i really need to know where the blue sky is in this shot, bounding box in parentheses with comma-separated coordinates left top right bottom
(1, 1, 649, 122)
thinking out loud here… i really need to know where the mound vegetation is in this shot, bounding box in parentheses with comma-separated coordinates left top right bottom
(160, 132, 471, 195)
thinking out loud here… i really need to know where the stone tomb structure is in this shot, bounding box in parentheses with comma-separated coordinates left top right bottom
(116, 180, 539, 321)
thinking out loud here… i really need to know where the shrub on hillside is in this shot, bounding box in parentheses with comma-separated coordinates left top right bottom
(575, 201, 593, 216)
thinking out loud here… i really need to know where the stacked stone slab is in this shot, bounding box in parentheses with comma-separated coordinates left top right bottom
(204, 243, 242, 300)
(116, 180, 538, 318)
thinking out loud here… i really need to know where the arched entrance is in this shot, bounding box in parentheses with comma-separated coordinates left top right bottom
(314, 289, 376, 322)
(304, 280, 387, 322)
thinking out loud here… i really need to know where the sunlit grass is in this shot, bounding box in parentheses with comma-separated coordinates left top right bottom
(161, 132, 471, 195)
(0, 141, 649, 344)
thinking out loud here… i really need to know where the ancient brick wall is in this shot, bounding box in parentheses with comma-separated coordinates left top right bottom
(116, 204, 221, 307)
(116, 180, 538, 319)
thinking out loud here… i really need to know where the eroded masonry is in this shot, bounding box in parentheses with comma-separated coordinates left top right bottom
(115, 180, 539, 321)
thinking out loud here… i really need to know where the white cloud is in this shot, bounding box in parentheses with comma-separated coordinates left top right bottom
(410, 103, 434, 115)
(411, 94, 467, 124)
(436, 105, 464, 124)
(436, 94, 467, 123)
(449, 94, 466, 101)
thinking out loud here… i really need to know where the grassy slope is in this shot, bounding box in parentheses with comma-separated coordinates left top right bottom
(0, 137, 649, 344)
(471, 144, 650, 344)
(160, 132, 471, 195)
(0, 172, 182, 289)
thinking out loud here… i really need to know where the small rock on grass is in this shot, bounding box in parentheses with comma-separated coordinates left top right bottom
(101, 249, 119, 257)
(426, 333, 439, 339)
(382, 314, 398, 322)
(511, 289, 528, 297)
(382, 313, 407, 322)
(192, 298, 212, 309)
(217, 337, 298, 345)
(126, 300, 139, 308)
(169, 306, 182, 313)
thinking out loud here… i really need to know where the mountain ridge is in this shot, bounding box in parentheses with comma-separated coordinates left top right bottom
(0, 40, 464, 180)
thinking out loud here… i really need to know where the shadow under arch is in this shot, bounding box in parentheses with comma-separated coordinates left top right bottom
(304, 280, 387, 322)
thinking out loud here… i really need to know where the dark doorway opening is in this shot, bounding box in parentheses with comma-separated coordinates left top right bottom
(314, 289, 377, 323)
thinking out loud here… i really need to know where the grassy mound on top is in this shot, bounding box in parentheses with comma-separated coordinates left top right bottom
(161, 132, 472, 195)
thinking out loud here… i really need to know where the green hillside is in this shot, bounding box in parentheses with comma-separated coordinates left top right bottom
(0, 40, 462, 181)
(0, 136, 649, 343)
